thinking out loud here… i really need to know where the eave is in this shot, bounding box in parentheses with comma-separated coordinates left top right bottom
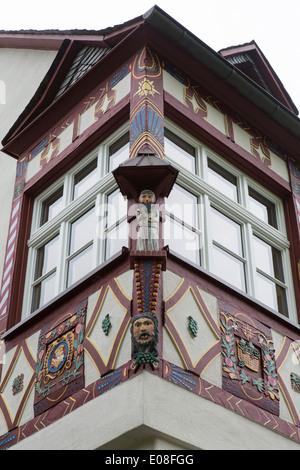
(2, 5, 300, 162)
(142, 6, 300, 158)
(0, 14, 144, 49)
(219, 41, 297, 114)
(1, 23, 147, 157)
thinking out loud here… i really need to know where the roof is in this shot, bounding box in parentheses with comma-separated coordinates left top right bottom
(113, 150, 179, 198)
(0, 13, 144, 48)
(219, 40, 297, 113)
(1, 5, 300, 157)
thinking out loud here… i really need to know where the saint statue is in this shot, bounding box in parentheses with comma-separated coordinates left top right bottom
(136, 189, 159, 251)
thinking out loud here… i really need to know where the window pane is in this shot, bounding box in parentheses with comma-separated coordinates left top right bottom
(164, 217, 200, 264)
(256, 272, 277, 310)
(69, 207, 95, 255)
(207, 159, 238, 202)
(253, 236, 287, 315)
(109, 133, 129, 171)
(67, 244, 93, 287)
(276, 284, 288, 317)
(211, 244, 246, 291)
(165, 184, 198, 227)
(249, 188, 277, 228)
(73, 159, 97, 199)
(107, 189, 127, 227)
(253, 236, 284, 282)
(32, 271, 56, 312)
(106, 221, 128, 259)
(211, 208, 243, 256)
(35, 235, 59, 280)
(165, 128, 195, 172)
(40, 188, 64, 225)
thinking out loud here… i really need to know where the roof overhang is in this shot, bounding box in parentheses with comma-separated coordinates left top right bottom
(143, 6, 300, 134)
(2, 5, 300, 161)
(113, 150, 179, 199)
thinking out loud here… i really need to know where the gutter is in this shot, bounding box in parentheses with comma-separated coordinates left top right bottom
(143, 5, 300, 141)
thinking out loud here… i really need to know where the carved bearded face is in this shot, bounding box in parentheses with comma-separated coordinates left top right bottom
(130, 313, 159, 359)
(132, 317, 155, 344)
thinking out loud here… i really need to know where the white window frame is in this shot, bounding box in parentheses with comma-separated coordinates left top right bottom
(164, 119, 297, 321)
(22, 122, 129, 319)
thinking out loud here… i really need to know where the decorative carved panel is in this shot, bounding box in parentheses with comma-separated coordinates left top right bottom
(34, 301, 87, 416)
(220, 306, 279, 415)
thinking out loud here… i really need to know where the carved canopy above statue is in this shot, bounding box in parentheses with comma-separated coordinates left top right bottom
(112, 150, 178, 200)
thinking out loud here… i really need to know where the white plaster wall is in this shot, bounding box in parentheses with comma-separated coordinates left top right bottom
(164, 68, 289, 182)
(0, 48, 57, 282)
(273, 328, 300, 424)
(11, 372, 300, 450)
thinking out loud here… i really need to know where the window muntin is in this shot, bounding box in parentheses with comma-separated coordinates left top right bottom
(24, 126, 129, 318)
(164, 120, 295, 319)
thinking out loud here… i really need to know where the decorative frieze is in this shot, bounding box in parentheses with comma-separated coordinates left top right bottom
(130, 46, 164, 158)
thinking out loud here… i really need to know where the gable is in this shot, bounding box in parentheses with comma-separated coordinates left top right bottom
(2, 6, 300, 162)
(54, 45, 111, 100)
(1, 17, 143, 149)
(219, 41, 297, 114)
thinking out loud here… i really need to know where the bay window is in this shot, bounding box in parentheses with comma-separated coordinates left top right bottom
(22, 119, 296, 321)
(164, 120, 296, 320)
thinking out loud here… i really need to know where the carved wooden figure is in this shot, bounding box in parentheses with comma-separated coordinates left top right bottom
(130, 312, 159, 367)
(136, 189, 159, 251)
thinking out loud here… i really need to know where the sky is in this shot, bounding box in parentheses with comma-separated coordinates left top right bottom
(1, 0, 300, 113)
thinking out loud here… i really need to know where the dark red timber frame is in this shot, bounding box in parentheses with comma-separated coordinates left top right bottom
(0, 25, 150, 333)
(1, 20, 300, 342)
